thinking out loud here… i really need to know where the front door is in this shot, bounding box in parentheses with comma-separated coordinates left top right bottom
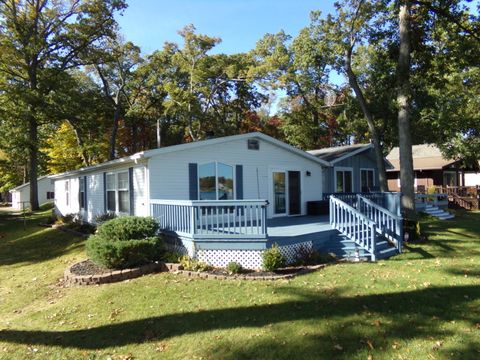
(288, 171, 301, 215)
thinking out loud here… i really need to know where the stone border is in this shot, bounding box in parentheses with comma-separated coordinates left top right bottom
(52, 224, 90, 238)
(64, 261, 168, 285)
(65, 261, 327, 286)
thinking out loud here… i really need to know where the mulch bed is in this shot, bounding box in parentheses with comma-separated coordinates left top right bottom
(205, 267, 307, 278)
(70, 259, 113, 276)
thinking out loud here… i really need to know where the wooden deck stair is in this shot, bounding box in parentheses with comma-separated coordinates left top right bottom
(315, 233, 398, 260)
(329, 195, 403, 261)
(424, 204, 455, 220)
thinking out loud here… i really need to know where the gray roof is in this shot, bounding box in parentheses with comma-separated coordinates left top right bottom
(9, 175, 50, 192)
(51, 132, 331, 179)
(386, 144, 455, 171)
(308, 143, 373, 163)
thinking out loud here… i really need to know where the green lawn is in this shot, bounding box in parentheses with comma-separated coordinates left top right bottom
(0, 208, 479, 360)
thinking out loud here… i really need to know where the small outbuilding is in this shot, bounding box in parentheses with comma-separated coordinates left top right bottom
(9, 176, 55, 210)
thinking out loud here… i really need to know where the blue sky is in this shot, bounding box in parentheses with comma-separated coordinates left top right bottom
(116, 0, 337, 55)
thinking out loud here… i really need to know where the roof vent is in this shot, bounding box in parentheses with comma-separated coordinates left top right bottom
(248, 139, 259, 150)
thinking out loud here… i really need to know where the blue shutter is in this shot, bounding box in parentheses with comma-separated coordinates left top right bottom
(84, 176, 88, 211)
(189, 163, 198, 200)
(129, 167, 134, 215)
(103, 172, 107, 213)
(235, 165, 243, 199)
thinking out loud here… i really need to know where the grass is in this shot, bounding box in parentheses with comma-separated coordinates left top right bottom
(0, 208, 479, 359)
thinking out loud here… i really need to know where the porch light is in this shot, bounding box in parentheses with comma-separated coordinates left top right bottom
(306, 171, 311, 177)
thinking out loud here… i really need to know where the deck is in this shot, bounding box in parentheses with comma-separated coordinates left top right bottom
(267, 215, 335, 246)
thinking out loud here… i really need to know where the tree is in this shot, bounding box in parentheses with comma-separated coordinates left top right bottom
(396, 1, 415, 219)
(0, 0, 125, 209)
(321, 0, 390, 191)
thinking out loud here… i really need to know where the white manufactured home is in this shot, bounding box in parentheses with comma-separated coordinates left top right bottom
(10, 176, 55, 210)
(52, 132, 402, 268)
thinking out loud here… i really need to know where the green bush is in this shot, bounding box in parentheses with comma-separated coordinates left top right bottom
(96, 216, 159, 242)
(404, 219, 421, 242)
(294, 245, 335, 265)
(86, 216, 164, 269)
(262, 244, 286, 271)
(162, 251, 182, 263)
(226, 261, 243, 274)
(179, 255, 212, 272)
(94, 212, 117, 224)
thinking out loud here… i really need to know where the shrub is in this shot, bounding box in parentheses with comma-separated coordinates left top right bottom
(94, 212, 117, 224)
(404, 219, 421, 243)
(294, 245, 335, 265)
(96, 216, 159, 242)
(179, 255, 212, 272)
(262, 244, 286, 271)
(86, 216, 164, 269)
(226, 261, 243, 274)
(162, 251, 183, 263)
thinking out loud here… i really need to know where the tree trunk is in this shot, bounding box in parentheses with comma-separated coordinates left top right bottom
(108, 105, 121, 160)
(28, 115, 39, 210)
(156, 118, 162, 148)
(344, 49, 388, 192)
(67, 120, 90, 166)
(397, 1, 416, 220)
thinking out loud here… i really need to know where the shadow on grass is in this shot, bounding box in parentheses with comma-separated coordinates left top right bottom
(0, 284, 478, 358)
(0, 211, 84, 266)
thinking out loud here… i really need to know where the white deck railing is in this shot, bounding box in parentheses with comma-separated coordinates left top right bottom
(329, 195, 377, 260)
(415, 193, 449, 208)
(357, 195, 403, 252)
(150, 199, 268, 239)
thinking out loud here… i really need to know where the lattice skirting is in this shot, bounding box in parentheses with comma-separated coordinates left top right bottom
(162, 233, 314, 270)
(197, 241, 314, 270)
(278, 241, 313, 264)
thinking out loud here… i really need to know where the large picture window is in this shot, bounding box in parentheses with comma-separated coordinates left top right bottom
(199, 162, 234, 200)
(106, 171, 130, 213)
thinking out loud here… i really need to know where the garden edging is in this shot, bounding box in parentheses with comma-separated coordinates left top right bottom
(65, 261, 327, 285)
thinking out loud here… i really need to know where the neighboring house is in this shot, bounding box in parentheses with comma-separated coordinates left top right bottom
(308, 143, 389, 193)
(9, 176, 55, 210)
(386, 144, 480, 192)
(52, 132, 402, 268)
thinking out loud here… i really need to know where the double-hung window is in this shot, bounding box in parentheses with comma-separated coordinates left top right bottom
(199, 162, 234, 200)
(360, 169, 375, 191)
(79, 177, 85, 209)
(106, 171, 130, 213)
(335, 169, 353, 193)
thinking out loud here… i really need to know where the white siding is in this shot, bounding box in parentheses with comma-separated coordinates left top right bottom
(148, 138, 324, 218)
(86, 173, 105, 222)
(54, 165, 148, 222)
(465, 172, 480, 186)
(11, 177, 54, 210)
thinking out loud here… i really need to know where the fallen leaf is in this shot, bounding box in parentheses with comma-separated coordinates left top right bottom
(334, 344, 343, 351)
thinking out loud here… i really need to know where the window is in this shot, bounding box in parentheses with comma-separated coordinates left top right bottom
(79, 177, 85, 209)
(273, 172, 286, 214)
(360, 169, 375, 191)
(65, 181, 70, 206)
(336, 169, 352, 193)
(46, 192, 55, 200)
(106, 173, 116, 212)
(106, 171, 130, 213)
(117, 172, 130, 213)
(199, 162, 234, 200)
(443, 171, 457, 187)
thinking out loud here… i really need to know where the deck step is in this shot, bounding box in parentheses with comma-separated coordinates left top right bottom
(423, 206, 455, 220)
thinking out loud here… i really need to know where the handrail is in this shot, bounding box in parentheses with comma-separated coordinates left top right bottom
(329, 195, 377, 260)
(150, 199, 268, 239)
(448, 192, 476, 210)
(357, 195, 403, 253)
